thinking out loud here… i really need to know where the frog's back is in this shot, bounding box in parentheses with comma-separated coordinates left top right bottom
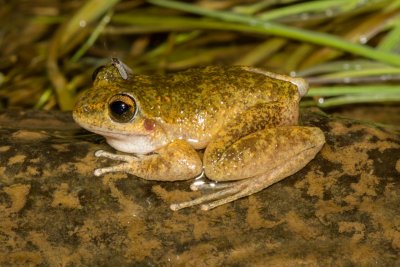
(168, 66, 300, 105)
(135, 66, 300, 120)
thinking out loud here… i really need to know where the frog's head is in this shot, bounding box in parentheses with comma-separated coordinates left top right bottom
(73, 61, 168, 154)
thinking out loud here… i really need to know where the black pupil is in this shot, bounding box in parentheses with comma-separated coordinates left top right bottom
(108, 94, 136, 123)
(110, 100, 130, 115)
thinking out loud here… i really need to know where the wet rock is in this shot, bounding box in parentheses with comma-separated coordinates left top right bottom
(0, 108, 399, 266)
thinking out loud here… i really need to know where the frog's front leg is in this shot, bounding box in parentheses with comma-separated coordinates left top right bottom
(170, 126, 325, 211)
(94, 139, 203, 181)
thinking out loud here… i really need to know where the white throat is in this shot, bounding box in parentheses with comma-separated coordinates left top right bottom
(106, 135, 156, 154)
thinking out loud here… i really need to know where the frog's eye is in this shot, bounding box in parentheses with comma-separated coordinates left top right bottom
(92, 65, 105, 81)
(108, 94, 137, 123)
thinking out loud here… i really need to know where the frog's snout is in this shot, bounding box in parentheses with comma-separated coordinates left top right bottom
(72, 103, 89, 122)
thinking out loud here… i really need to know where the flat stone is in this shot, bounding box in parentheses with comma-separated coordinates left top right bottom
(0, 108, 399, 266)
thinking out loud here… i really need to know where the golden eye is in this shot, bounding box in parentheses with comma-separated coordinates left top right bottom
(108, 94, 137, 123)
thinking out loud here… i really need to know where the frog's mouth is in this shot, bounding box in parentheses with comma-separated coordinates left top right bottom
(82, 124, 139, 139)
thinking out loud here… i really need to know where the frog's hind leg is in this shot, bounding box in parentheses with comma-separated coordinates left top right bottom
(199, 143, 321, 210)
(171, 126, 325, 211)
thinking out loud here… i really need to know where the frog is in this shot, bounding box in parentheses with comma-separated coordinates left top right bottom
(72, 59, 325, 211)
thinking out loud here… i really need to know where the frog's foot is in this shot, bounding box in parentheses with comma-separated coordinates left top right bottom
(170, 179, 252, 211)
(172, 168, 276, 211)
(171, 169, 289, 211)
(170, 167, 290, 211)
(93, 150, 138, 176)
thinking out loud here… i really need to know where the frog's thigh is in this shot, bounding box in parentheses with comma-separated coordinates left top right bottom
(204, 126, 325, 181)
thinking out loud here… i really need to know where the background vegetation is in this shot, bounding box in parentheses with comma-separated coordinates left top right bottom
(1, 0, 400, 112)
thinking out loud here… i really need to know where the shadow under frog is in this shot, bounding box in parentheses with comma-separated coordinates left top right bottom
(72, 60, 325, 211)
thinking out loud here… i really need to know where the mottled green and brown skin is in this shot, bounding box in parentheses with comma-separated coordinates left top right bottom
(73, 64, 325, 210)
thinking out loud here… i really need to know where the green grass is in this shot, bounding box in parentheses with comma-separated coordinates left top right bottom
(0, 0, 399, 110)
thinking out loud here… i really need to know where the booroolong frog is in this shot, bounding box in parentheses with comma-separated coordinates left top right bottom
(73, 60, 325, 211)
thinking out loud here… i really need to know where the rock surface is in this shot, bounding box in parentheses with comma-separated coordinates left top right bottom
(0, 109, 399, 266)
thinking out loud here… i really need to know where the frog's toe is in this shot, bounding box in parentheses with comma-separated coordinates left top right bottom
(94, 150, 106, 157)
(199, 190, 247, 211)
(94, 149, 138, 162)
(170, 180, 247, 211)
(94, 163, 132, 176)
(94, 167, 109, 176)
